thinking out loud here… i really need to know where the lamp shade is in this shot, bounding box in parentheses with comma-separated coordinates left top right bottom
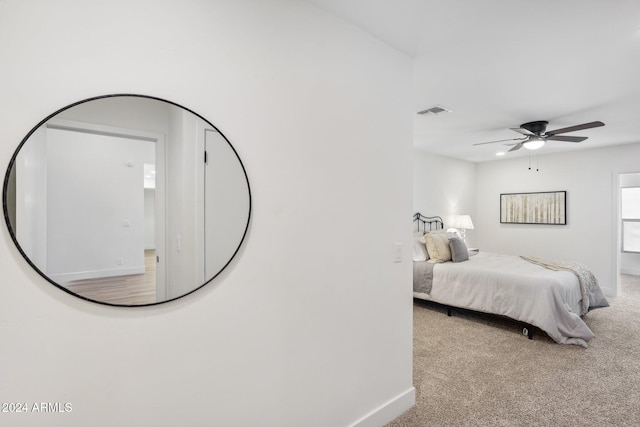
(452, 214, 474, 230)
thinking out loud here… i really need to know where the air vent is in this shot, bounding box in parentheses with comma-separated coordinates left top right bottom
(417, 105, 452, 115)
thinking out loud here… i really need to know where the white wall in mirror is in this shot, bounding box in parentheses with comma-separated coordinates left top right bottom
(0, 1, 413, 426)
(43, 126, 152, 282)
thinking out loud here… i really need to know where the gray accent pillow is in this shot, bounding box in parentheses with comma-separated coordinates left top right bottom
(449, 237, 469, 263)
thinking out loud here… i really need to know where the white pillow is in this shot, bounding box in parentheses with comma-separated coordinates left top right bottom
(413, 236, 429, 261)
(422, 232, 452, 263)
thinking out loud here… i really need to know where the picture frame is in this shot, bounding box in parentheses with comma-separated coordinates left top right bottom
(500, 191, 567, 225)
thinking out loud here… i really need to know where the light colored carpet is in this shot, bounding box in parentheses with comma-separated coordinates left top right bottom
(387, 274, 640, 426)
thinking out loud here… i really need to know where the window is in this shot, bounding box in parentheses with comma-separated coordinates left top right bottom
(621, 187, 640, 253)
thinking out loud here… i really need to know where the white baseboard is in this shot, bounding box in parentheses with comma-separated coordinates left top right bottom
(49, 265, 145, 283)
(621, 267, 640, 276)
(349, 387, 415, 427)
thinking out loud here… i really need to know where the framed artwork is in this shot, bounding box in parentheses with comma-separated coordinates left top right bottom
(500, 191, 567, 225)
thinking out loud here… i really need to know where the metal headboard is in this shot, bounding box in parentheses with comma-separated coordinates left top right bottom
(413, 212, 444, 234)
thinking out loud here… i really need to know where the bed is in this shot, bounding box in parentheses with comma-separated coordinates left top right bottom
(412, 212, 609, 347)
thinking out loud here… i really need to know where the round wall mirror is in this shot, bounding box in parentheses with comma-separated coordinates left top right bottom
(3, 94, 251, 306)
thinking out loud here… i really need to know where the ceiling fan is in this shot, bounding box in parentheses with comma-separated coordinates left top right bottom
(474, 120, 605, 152)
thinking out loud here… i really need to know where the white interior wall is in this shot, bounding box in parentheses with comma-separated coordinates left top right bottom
(55, 96, 167, 257)
(56, 96, 171, 134)
(44, 128, 148, 282)
(14, 126, 48, 271)
(0, 1, 414, 426)
(144, 189, 155, 249)
(413, 150, 477, 247)
(165, 105, 188, 298)
(203, 129, 251, 281)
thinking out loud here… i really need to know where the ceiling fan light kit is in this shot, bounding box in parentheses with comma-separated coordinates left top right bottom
(474, 119, 605, 155)
(523, 136, 545, 150)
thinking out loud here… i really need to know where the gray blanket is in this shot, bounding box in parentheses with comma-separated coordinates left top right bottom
(413, 261, 435, 294)
(520, 256, 610, 315)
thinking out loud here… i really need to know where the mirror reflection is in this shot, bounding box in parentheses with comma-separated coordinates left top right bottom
(3, 95, 251, 306)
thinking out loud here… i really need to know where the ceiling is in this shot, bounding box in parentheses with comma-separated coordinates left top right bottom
(306, 0, 640, 162)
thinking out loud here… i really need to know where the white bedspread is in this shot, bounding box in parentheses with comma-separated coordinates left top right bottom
(413, 252, 609, 347)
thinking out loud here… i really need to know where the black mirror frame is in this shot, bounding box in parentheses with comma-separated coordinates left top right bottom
(2, 93, 252, 307)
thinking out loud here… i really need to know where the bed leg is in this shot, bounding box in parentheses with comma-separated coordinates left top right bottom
(523, 327, 533, 340)
(447, 307, 452, 317)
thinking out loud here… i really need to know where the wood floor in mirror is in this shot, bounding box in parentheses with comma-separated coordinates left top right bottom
(65, 249, 156, 305)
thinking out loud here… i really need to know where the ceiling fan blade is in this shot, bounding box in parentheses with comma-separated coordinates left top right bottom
(510, 127, 535, 136)
(546, 121, 604, 136)
(473, 137, 527, 146)
(546, 135, 588, 143)
(509, 142, 523, 152)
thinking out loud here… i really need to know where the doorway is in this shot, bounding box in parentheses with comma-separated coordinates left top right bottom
(37, 121, 166, 304)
